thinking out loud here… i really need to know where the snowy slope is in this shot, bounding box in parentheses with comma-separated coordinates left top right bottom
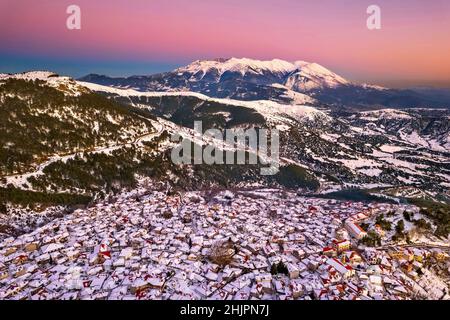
(0, 71, 89, 96)
(286, 61, 349, 91)
(78, 80, 329, 126)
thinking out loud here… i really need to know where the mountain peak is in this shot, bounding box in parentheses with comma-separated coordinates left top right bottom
(282, 61, 349, 91)
(294, 61, 348, 84)
(175, 57, 350, 89)
(176, 57, 299, 76)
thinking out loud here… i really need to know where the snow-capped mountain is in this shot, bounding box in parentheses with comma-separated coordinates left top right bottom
(175, 58, 349, 92)
(79, 58, 450, 108)
(285, 61, 349, 91)
(79, 58, 348, 104)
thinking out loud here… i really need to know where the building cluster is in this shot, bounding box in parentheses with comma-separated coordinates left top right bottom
(0, 188, 449, 300)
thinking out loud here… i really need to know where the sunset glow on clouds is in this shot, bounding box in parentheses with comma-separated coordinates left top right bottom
(0, 0, 449, 87)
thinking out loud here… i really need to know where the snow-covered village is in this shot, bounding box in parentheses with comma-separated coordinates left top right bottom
(0, 184, 449, 301)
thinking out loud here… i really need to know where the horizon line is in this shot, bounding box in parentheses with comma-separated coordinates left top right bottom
(1, 56, 450, 90)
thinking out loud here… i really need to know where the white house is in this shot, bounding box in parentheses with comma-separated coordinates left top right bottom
(326, 258, 355, 279)
(345, 221, 367, 240)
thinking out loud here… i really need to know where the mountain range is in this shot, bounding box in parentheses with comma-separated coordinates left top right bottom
(79, 58, 450, 109)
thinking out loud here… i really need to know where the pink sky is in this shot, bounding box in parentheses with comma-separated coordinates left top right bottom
(1, 0, 449, 87)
